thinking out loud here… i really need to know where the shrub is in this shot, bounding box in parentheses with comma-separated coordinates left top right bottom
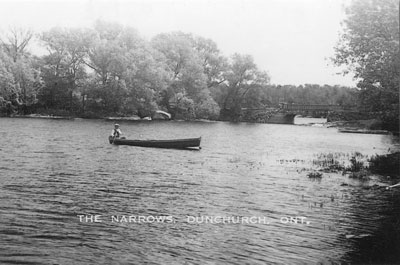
(369, 152, 400, 177)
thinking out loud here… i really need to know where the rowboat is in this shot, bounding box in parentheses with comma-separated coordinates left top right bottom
(109, 136, 201, 149)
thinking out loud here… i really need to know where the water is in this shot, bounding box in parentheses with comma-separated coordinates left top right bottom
(0, 117, 399, 264)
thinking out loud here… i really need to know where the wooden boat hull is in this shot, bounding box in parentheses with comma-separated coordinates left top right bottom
(109, 136, 201, 149)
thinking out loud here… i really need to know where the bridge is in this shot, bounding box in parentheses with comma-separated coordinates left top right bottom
(243, 103, 345, 115)
(278, 103, 345, 115)
(241, 103, 351, 124)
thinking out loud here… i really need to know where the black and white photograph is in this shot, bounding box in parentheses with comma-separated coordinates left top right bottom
(0, 0, 399, 264)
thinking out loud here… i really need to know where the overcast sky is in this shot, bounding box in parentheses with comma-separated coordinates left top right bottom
(0, 0, 356, 86)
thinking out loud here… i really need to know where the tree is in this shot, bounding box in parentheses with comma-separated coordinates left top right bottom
(0, 49, 15, 104)
(40, 27, 93, 111)
(192, 36, 228, 88)
(0, 27, 43, 112)
(219, 53, 270, 120)
(84, 22, 169, 115)
(0, 26, 33, 62)
(333, 0, 399, 130)
(193, 88, 220, 120)
(151, 32, 207, 113)
(11, 57, 43, 107)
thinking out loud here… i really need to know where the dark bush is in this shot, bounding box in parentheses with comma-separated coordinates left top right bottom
(369, 152, 400, 177)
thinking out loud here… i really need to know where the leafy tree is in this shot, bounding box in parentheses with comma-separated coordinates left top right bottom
(333, 0, 399, 130)
(194, 89, 220, 120)
(39, 27, 93, 111)
(84, 24, 136, 114)
(0, 27, 43, 108)
(11, 57, 43, 108)
(219, 53, 270, 120)
(173, 92, 196, 120)
(85, 22, 168, 115)
(0, 49, 15, 103)
(193, 36, 228, 88)
(151, 32, 207, 113)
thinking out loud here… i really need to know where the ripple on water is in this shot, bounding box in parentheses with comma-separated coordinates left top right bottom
(0, 118, 399, 264)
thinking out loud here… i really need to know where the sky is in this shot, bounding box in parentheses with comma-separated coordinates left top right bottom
(0, 0, 356, 86)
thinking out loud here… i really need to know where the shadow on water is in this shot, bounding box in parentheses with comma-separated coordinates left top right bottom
(341, 189, 400, 264)
(110, 145, 202, 151)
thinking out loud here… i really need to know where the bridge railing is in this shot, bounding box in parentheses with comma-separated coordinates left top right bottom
(279, 103, 344, 112)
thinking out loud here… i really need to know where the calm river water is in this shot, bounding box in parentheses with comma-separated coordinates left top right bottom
(0, 117, 399, 264)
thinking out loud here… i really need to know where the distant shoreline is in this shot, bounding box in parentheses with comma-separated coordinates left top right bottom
(3, 113, 399, 136)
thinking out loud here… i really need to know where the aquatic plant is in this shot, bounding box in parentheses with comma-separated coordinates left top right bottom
(310, 152, 382, 181)
(312, 152, 347, 172)
(346, 156, 364, 172)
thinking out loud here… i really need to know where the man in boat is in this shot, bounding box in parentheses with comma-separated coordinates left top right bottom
(110, 124, 123, 139)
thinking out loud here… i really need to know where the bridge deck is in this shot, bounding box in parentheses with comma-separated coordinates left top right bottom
(279, 103, 344, 112)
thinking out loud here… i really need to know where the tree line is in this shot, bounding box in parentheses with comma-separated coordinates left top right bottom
(0, 0, 398, 132)
(0, 21, 357, 120)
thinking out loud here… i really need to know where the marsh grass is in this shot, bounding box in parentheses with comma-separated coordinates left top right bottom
(310, 152, 373, 179)
(309, 151, 399, 180)
(282, 151, 398, 181)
